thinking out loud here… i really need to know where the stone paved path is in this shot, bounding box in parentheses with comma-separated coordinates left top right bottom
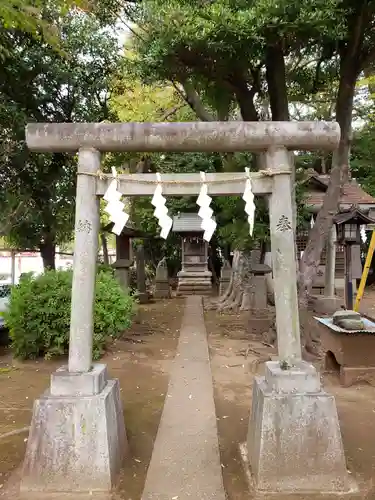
(141, 296, 226, 500)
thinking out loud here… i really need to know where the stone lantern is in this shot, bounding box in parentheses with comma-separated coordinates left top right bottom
(103, 223, 149, 293)
(334, 207, 375, 309)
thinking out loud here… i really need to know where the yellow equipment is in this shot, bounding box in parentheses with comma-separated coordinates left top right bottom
(354, 229, 375, 312)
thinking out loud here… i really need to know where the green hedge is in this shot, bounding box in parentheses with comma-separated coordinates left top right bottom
(5, 269, 136, 360)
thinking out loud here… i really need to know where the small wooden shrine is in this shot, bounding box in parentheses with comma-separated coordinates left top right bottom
(172, 213, 212, 296)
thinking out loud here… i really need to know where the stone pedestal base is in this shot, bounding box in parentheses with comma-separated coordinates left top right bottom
(137, 292, 149, 304)
(21, 364, 127, 494)
(176, 271, 212, 296)
(113, 259, 132, 293)
(248, 313, 274, 337)
(154, 279, 171, 299)
(247, 361, 352, 494)
(252, 275, 268, 310)
(310, 295, 344, 315)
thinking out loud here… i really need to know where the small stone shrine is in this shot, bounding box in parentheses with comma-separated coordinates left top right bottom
(154, 257, 171, 298)
(172, 213, 212, 296)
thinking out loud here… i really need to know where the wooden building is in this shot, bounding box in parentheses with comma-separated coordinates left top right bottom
(298, 172, 375, 293)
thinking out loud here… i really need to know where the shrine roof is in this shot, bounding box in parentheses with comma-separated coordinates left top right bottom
(103, 222, 149, 238)
(172, 213, 216, 233)
(333, 207, 375, 225)
(305, 171, 375, 207)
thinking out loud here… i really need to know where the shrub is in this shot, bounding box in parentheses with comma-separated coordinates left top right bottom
(6, 269, 136, 360)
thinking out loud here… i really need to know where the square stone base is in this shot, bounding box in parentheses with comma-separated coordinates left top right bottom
(247, 361, 352, 494)
(310, 295, 344, 315)
(21, 369, 127, 494)
(154, 281, 171, 299)
(50, 363, 108, 396)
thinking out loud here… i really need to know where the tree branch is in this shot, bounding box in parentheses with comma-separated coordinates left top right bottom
(176, 79, 216, 121)
(0, 201, 26, 237)
(160, 103, 186, 121)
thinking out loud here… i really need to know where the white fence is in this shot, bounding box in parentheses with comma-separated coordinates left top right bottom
(0, 249, 117, 284)
(0, 251, 73, 284)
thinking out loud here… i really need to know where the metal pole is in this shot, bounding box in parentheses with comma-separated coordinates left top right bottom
(10, 250, 16, 285)
(345, 245, 353, 310)
(324, 225, 336, 296)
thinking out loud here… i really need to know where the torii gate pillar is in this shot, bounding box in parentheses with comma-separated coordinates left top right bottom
(20, 121, 353, 496)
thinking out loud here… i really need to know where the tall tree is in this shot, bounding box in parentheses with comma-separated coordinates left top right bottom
(0, 0, 88, 55)
(0, 12, 121, 268)
(121, 0, 375, 311)
(115, 0, 342, 309)
(299, 0, 375, 302)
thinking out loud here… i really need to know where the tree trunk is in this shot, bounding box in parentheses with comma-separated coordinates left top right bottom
(40, 238, 56, 270)
(298, 38, 362, 305)
(100, 232, 109, 265)
(232, 78, 259, 121)
(265, 44, 289, 121)
(265, 44, 298, 232)
(180, 80, 216, 121)
(217, 250, 254, 311)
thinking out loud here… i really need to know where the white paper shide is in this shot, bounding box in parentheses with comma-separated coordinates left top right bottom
(196, 172, 217, 242)
(103, 167, 129, 236)
(151, 173, 173, 239)
(242, 167, 256, 236)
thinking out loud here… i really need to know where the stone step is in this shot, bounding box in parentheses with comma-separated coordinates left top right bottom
(177, 286, 213, 292)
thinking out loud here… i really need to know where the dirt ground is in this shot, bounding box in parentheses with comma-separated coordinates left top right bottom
(2, 291, 375, 499)
(0, 299, 184, 499)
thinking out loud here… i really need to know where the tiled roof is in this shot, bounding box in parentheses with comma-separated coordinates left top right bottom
(334, 207, 375, 225)
(172, 213, 216, 233)
(305, 174, 375, 206)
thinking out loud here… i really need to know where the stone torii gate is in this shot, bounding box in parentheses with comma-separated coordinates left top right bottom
(21, 121, 351, 495)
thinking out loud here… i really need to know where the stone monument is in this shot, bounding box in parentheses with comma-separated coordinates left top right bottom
(154, 257, 170, 298)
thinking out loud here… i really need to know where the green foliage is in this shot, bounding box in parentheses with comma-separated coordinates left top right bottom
(125, 0, 345, 114)
(0, 0, 79, 55)
(351, 124, 375, 197)
(0, 11, 122, 260)
(6, 269, 136, 360)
